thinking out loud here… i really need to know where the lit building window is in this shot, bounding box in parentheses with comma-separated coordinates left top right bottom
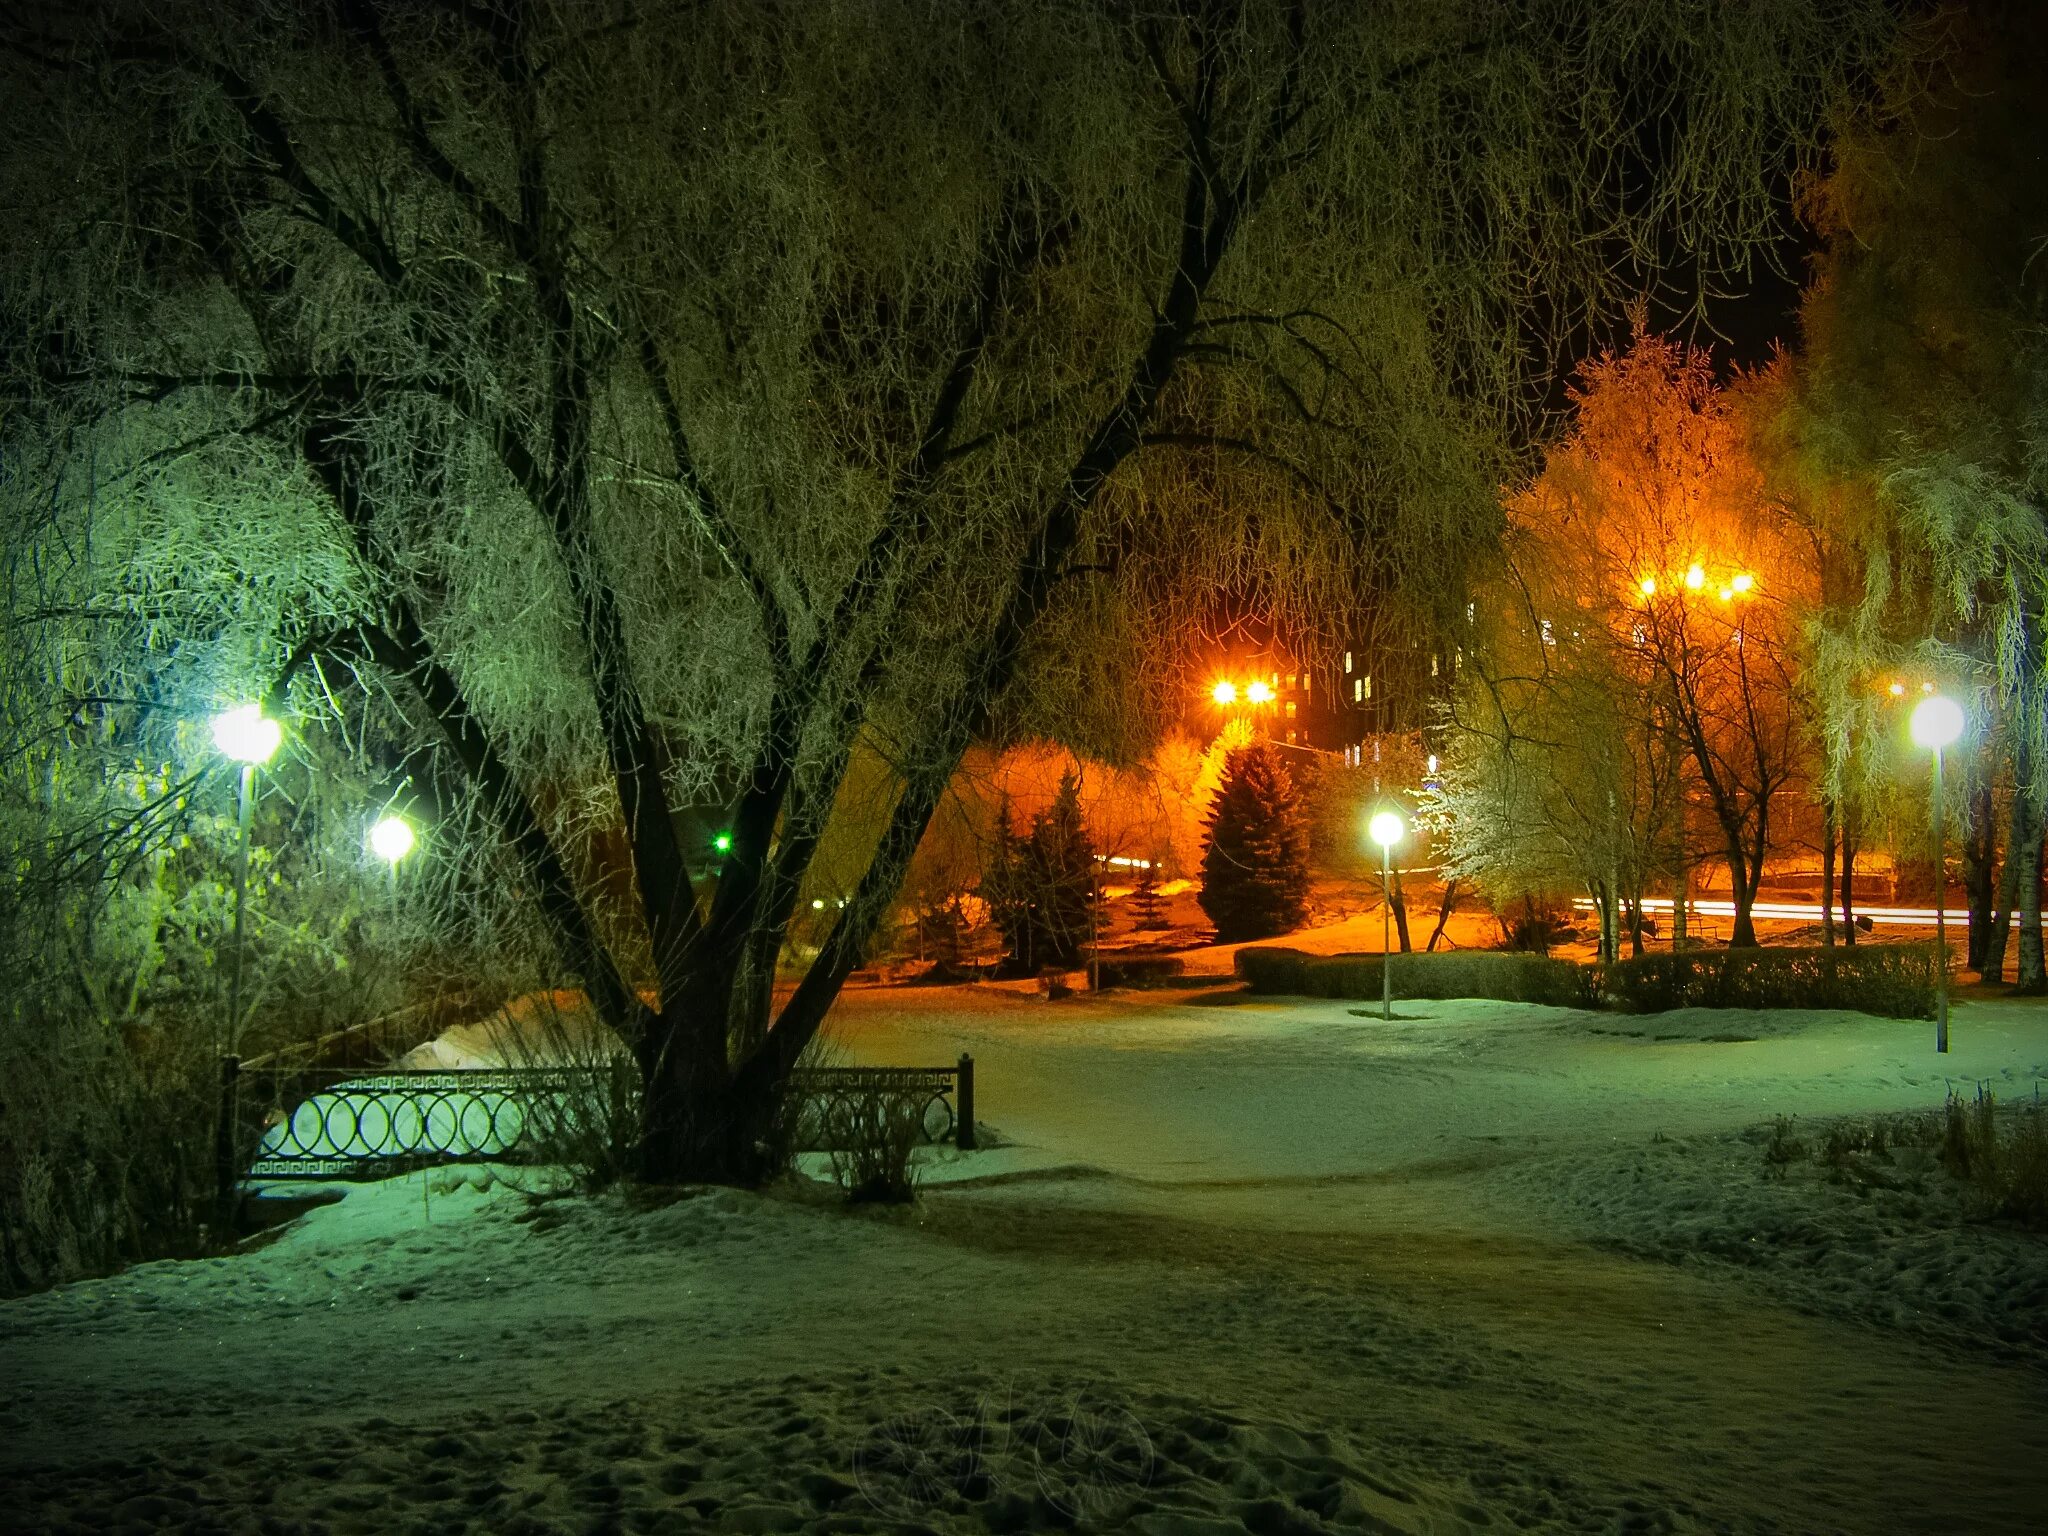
(1344, 651, 1353, 673)
(1284, 701, 1296, 719)
(1286, 730, 1297, 744)
(1353, 678, 1362, 703)
(1362, 675, 1372, 700)
(1430, 655, 1439, 678)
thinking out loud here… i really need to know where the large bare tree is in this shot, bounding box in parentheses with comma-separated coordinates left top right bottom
(1, 0, 1902, 1177)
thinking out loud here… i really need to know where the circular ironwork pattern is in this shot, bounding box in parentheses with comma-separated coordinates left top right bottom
(795, 1085, 955, 1152)
(246, 1069, 588, 1175)
(235, 1064, 964, 1179)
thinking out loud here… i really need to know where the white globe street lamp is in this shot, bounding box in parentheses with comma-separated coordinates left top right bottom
(369, 813, 417, 943)
(211, 705, 281, 1056)
(1368, 810, 1406, 1022)
(1909, 694, 1965, 1052)
(368, 814, 416, 864)
(211, 704, 281, 765)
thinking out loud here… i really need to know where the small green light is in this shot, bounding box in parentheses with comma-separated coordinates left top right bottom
(713, 833, 732, 853)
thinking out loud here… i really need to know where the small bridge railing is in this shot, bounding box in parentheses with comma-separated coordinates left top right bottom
(216, 1053, 975, 1202)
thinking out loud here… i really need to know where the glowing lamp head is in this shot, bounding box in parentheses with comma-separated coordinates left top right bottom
(1211, 680, 1237, 706)
(211, 704, 281, 765)
(1246, 680, 1274, 704)
(1637, 576, 1656, 597)
(1888, 681, 1906, 698)
(368, 814, 415, 864)
(1909, 695, 1964, 751)
(1683, 563, 1706, 591)
(712, 832, 732, 853)
(1730, 572, 1754, 594)
(1368, 810, 1405, 850)
(810, 898, 825, 910)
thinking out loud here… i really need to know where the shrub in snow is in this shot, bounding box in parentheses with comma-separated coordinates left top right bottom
(818, 1093, 925, 1204)
(1199, 745, 1311, 943)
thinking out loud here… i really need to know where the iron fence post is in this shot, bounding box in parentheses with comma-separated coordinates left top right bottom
(956, 1053, 975, 1150)
(215, 1054, 242, 1230)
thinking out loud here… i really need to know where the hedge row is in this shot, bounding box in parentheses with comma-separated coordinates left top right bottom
(1091, 954, 1188, 988)
(1234, 948, 1598, 1008)
(1600, 945, 1937, 1018)
(1235, 943, 1938, 1019)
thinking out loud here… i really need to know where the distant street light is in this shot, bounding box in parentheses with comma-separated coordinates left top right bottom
(212, 705, 280, 1055)
(1211, 679, 1238, 706)
(1909, 693, 1965, 1052)
(1684, 563, 1706, 591)
(1246, 680, 1274, 704)
(1368, 809, 1405, 1022)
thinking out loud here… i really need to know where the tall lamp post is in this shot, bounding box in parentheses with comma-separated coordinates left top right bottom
(1909, 694, 1964, 1053)
(211, 705, 281, 1055)
(1368, 809, 1406, 1022)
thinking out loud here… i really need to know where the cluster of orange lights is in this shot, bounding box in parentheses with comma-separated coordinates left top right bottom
(1636, 564, 1755, 602)
(1210, 679, 1275, 706)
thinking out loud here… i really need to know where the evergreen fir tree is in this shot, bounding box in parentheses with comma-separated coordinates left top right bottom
(980, 794, 1035, 973)
(980, 776, 1096, 973)
(1025, 770, 1096, 968)
(1199, 745, 1311, 942)
(1128, 855, 1171, 931)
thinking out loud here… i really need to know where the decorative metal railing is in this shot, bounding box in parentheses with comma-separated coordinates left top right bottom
(216, 1053, 974, 1199)
(789, 1062, 975, 1153)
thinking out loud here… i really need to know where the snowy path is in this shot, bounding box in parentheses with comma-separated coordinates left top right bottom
(4, 984, 2046, 1534)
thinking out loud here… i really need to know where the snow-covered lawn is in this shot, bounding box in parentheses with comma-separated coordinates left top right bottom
(5, 980, 2045, 1534)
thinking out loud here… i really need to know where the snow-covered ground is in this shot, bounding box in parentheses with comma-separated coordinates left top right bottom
(5, 976, 2046, 1534)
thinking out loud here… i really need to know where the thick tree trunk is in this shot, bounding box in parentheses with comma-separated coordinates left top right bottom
(2016, 793, 2046, 993)
(1722, 835, 1760, 948)
(1425, 878, 1459, 952)
(1962, 777, 1995, 972)
(1840, 812, 1858, 946)
(1981, 777, 2025, 983)
(1820, 794, 1837, 947)
(1671, 836, 1688, 945)
(1391, 862, 1412, 952)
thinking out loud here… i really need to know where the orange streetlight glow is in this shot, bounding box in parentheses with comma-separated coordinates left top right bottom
(1889, 681, 1906, 697)
(1246, 680, 1274, 704)
(1730, 572, 1754, 594)
(1211, 680, 1237, 706)
(1684, 563, 1706, 591)
(1638, 576, 1657, 597)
